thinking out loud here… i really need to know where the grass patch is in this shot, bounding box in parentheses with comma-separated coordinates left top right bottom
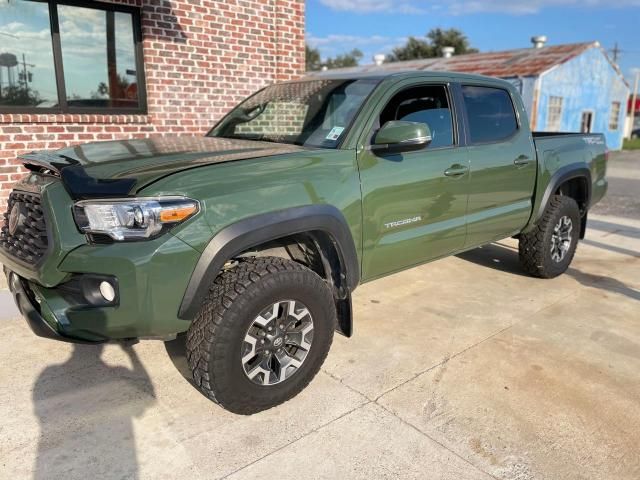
(623, 138, 640, 150)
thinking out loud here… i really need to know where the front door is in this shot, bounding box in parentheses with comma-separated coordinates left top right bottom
(580, 111, 594, 133)
(461, 84, 537, 247)
(357, 81, 470, 280)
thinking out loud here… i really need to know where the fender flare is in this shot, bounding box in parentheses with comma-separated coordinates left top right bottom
(178, 205, 360, 320)
(533, 164, 592, 223)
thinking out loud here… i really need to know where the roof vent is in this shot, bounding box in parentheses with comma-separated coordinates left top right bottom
(531, 36, 547, 49)
(442, 46, 455, 58)
(373, 54, 386, 66)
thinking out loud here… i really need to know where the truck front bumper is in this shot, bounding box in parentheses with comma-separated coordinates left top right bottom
(3, 232, 202, 343)
(6, 269, 101, 344)
(1, 176, 204, 343)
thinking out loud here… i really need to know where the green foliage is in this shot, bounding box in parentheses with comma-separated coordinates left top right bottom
(0, 85, 42, 106)
(305, 44, 363, 71)
(305, 44, 322, 72)
(387, 28, 478, 62)
(324, 49, 363, 69)
(387, 37, 432, 62)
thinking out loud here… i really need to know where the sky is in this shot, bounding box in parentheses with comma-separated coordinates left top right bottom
(1, 0, 638, 101)
(306, 0, 640, 83)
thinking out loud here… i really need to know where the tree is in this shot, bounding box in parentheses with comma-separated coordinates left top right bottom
(387, 28, 478, 62)
(94, 74, 131, 98)
(305, 44, 363, 71)
(0, 85, 42, 106)
(387, 37, 432, 62)
(324, 49, 363, 69)
(305, 44, 322, 71)
(426, 28, 478, 57)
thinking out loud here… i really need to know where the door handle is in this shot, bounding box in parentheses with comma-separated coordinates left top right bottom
(514, 155, 533, 166)
(444, 165, 468, 177)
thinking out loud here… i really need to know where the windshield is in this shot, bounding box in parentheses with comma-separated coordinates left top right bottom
(208, 79, 379, 148)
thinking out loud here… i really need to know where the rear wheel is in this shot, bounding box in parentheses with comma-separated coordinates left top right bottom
(519, 195, 581, 278)
(185, 256, 336, 414)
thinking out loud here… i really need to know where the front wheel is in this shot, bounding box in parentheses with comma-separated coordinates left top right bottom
(519, 195, 581, 278)
(185, 256, 336, 414)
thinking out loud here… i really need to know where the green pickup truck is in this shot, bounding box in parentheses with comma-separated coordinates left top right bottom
(2, 71, 607, 414)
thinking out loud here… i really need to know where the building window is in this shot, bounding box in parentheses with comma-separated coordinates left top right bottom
(546, 96, 563, 131)
(609, 102, 621, 130)
(0, 0, 146, 114)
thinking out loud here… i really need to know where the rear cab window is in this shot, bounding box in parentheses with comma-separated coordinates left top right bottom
(461, 85, 518, 144)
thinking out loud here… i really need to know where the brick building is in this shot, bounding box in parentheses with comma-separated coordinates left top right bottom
(0, 0, 305, 208)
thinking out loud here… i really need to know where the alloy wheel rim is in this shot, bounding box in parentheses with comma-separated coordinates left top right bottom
(550, 215, 573, 263)
(241, 300, 314, 386)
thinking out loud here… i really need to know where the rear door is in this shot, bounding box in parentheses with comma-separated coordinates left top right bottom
(357, 79, 470, 279)
(460, 83, 537, 247)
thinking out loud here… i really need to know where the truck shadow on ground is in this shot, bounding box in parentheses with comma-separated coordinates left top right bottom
(456, 242, 528, 277)
(32, 344, 156, 480)
(457, 242, 640, 302)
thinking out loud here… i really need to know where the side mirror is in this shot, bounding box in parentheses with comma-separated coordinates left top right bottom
(373, 121, 432, 150)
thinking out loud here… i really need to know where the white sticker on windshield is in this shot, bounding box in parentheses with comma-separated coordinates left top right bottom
(326, 126, 345, 141)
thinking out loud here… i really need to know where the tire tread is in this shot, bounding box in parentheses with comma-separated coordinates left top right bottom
(519, 195, 580, 278)
(185, 256, 333, 414)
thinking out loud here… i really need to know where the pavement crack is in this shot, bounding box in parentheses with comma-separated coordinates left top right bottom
(373, 324, 513, 403)
(375, 401, 501, 480)
(218, 398, 371, 480)
(321, 368, 370, 399)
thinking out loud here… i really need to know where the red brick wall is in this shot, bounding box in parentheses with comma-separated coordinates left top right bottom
(0, 0, 305, 209)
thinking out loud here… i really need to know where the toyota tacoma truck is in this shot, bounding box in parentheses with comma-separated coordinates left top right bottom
(1, 72, 607, 414)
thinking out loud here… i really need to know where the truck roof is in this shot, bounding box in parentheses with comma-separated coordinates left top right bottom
(300, 69, 513, 86)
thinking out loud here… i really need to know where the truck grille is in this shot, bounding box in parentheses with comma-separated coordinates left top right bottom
(1, 191, 49, 264)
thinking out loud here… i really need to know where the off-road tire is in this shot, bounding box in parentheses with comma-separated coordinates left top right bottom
(519, 195, 581, 278)
(185, 256, 336, 414)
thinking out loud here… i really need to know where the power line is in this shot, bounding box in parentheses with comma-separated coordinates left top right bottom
(611, 42, 621, 63)
(608, 44, 640, 62)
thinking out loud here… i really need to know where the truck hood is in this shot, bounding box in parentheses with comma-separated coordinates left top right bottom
(19, 136, 310, 199)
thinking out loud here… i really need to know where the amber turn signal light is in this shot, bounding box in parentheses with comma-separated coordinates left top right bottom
(160, 205, 198, 223)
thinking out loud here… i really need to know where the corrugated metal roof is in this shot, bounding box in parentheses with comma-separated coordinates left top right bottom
(321, 42, 604, 78)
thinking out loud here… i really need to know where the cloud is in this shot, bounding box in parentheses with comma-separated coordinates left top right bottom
(306, 33, 407, 61)
(307, 33, 395, 48)
(318, 0, 640, 15)
(318, 0, 427, 14)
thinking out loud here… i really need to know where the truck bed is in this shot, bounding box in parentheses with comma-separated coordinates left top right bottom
(530, 131, 608, 219)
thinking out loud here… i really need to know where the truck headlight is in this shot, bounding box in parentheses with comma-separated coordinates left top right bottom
(73, 197, 199, 241)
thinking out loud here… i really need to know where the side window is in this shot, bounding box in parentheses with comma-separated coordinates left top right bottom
(462, 86, 517, 143)
(379, 85, 454, 148)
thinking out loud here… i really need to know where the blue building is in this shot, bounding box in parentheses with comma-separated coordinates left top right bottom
(332, 40, 630, 149)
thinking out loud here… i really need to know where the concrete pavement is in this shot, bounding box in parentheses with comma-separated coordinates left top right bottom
(0, 152, 638, 479)
(592, 149, 640, 219)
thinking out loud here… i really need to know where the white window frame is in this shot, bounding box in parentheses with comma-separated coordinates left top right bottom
(609, 101, 621, 130)
(546, 96, 563, 131)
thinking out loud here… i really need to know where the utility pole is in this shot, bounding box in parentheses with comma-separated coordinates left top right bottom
(22, 54, 29, 96)
(18, 54, 35, 100)
(631, 69, 639, 129)
(611, 42, 621, 63)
